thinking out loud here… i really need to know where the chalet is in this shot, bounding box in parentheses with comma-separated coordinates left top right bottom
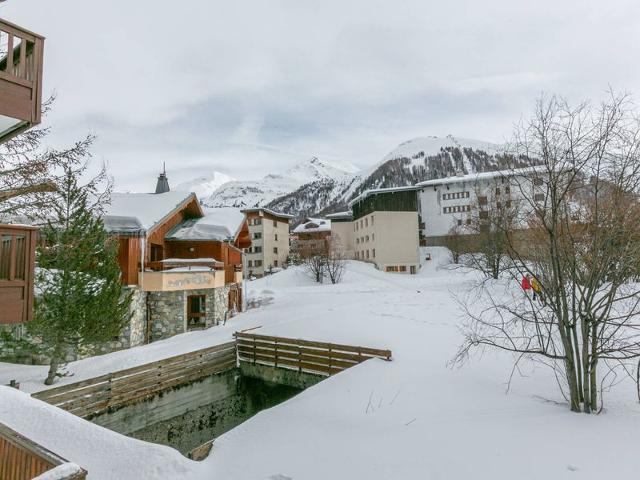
(0, 18, 44, 326)
(326, 211, 355, 259)
(349, 186, 421, 274)
(241, 208, 293, 277)
(0, 18, 44, 143)
(104, 174, 250, 343)
(291, 217, 332, 256)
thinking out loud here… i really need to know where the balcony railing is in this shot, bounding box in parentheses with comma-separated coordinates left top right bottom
(0, 18, 44, 144)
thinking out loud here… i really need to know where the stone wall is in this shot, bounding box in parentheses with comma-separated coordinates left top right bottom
(148, 284, 237, 342)
(96, 286, 147, 354)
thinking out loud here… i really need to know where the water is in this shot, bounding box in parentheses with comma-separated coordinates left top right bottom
(90, 368, 302, 456)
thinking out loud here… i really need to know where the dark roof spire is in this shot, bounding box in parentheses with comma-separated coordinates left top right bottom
(155, 163, 170, 194)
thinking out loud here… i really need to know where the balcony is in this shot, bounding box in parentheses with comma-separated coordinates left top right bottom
(0, 19, 44, 144)
(141, 258, 225, 292)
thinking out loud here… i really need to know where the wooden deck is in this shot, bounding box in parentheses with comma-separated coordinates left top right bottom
(0, 18, 44, 143)
(235, 332, 392, 376)
(32, 341, 237, 419)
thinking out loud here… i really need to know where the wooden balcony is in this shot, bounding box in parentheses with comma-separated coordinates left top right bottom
(0, 19, 44, 144)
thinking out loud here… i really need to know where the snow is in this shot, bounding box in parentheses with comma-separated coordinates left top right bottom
(167, 207, 246, 241)
(174, 171, 236, 199)
(292, 217, 331, 233)
(416, 165, 542, 187)
(203, 157, 358, 209)
(3, 249, 640, 479)
(106, 191, 197, 231)
(33, 463, 84, 480)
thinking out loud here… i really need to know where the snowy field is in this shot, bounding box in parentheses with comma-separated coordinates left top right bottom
(2, 248, 640, 479)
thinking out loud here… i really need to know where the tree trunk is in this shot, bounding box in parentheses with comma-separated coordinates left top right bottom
(44, 350, 61, 385)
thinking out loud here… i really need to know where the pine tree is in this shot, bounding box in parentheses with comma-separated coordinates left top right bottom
(29, 162, 131, 385)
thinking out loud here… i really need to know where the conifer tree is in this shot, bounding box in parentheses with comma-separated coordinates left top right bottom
(29, 161, 131, 385)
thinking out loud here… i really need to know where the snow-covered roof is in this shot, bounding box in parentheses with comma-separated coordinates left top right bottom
(166, 207, 246, 242)
(325, 211, 353, 220)
(416, 166, 542, 188)
(103, 216, 145, 235)
(240, 207, 294, 220)
(348, 185, 420, 207)
(293, 217, 331, 233)
(105, 191, 199, 232)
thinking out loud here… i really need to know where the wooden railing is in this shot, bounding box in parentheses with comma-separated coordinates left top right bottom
(0, 18, 44, 141)
(235, 332, 392, 376)
(0, 423, 86, 480)
(32, 342, 236, 418)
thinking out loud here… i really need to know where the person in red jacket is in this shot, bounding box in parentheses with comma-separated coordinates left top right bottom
(521, 275, 532, 293)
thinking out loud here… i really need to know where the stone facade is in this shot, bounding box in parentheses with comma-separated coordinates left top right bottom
(148, 284, 238, 342)
(96, 286, 147, 354)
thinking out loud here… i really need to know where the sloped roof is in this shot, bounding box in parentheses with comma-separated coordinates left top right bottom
(105, 191, 201, 232)
(293, 217, 331, 233)
(166, 207, 246, 242)
(240, 207, 294, 219)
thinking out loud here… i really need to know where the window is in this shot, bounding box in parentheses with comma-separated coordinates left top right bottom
(253, 232, 262, 239)
(254, 246, 263, 253)
(399, 265, 407, 272)
(505, 186, 511, 194)
(372, 233, 375, 241)
(273, 220, 277, 227)
(356, 238, 360, 244)
(248, 260, 253, 267)
(273, 247, 278, 254)
(150, 244, 163, 262)
(478, 196, 488, 206)
(534, 193, 545, 202)
(457, 219, 462, 226)
(479, 211, 489, 220)
(496, 187, 501, 195)
(253, 218, 262, 225)
(355, 251, 359, 260)
(187, 295, 206, 329)
(372, 249, 375, 258)
(255, 260, 263, 267)
(365, 218, 368, 227)
(365, 235, 369, 242)
(533, 177, 544, 186)
(275, 234, 278, 241)
(0, 235, 11, 280)
(274, 260, 278, 267)
(366, 250, 370, 259)
(371, 215, 374, 226)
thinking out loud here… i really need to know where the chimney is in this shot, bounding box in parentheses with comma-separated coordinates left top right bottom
(155, 163, 170, 194)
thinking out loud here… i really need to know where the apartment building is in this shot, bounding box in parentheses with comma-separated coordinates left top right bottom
(416, 167, 545, 242)
(241, 208, 293, 277)
(326, 211, 354, 259)
(291, 217, 332, 257)
(349, 186, 421, 274)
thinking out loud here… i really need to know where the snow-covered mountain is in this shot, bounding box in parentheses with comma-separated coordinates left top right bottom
(174, 171, 236, 199)
(267, 135, 528, 222)
(202, 157, 357, 209)
(182, 135, 527, 222)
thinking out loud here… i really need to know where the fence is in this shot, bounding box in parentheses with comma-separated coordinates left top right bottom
(32, 341, 236, 419)
(235, 332, 392, 376)
(0, 423, 86, 480)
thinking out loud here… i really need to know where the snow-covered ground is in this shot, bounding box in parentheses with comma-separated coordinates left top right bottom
(2, 249, 640, 479)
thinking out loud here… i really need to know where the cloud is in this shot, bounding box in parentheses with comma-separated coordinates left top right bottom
(2, 0, 639, 191)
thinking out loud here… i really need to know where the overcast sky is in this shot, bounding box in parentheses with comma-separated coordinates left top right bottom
(2, 0, 639, 191)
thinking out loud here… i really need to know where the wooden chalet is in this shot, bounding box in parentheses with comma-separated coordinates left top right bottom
(0, 18, 44, 144)
(0, 18, 44, 324)
(0, 224, 37, 324)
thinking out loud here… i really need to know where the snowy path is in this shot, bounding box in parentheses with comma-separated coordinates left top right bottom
(2, 252, 640, 479)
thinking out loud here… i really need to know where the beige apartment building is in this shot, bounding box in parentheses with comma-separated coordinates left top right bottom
(349, 186, 421, 274)
(241, 208, 293, 277)
(326, 211, 355, 259)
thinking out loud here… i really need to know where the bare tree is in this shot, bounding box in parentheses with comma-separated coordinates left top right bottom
(455, 91, 640, 413)
(462, 179, 521, 279)
(442, 223, 467, 264)
(302, 251, 326, 283)
(0, 98, 94, 221)
(325, 236, 346, 284)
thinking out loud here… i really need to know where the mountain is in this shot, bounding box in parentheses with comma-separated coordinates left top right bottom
(175, 171, 236, 199)
(201, 157, 357, 209)
(267, 135, 528, 222)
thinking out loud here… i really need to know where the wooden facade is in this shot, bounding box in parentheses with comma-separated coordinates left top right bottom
(0, 224, 37, 324)
(0, 18, 44, 144)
